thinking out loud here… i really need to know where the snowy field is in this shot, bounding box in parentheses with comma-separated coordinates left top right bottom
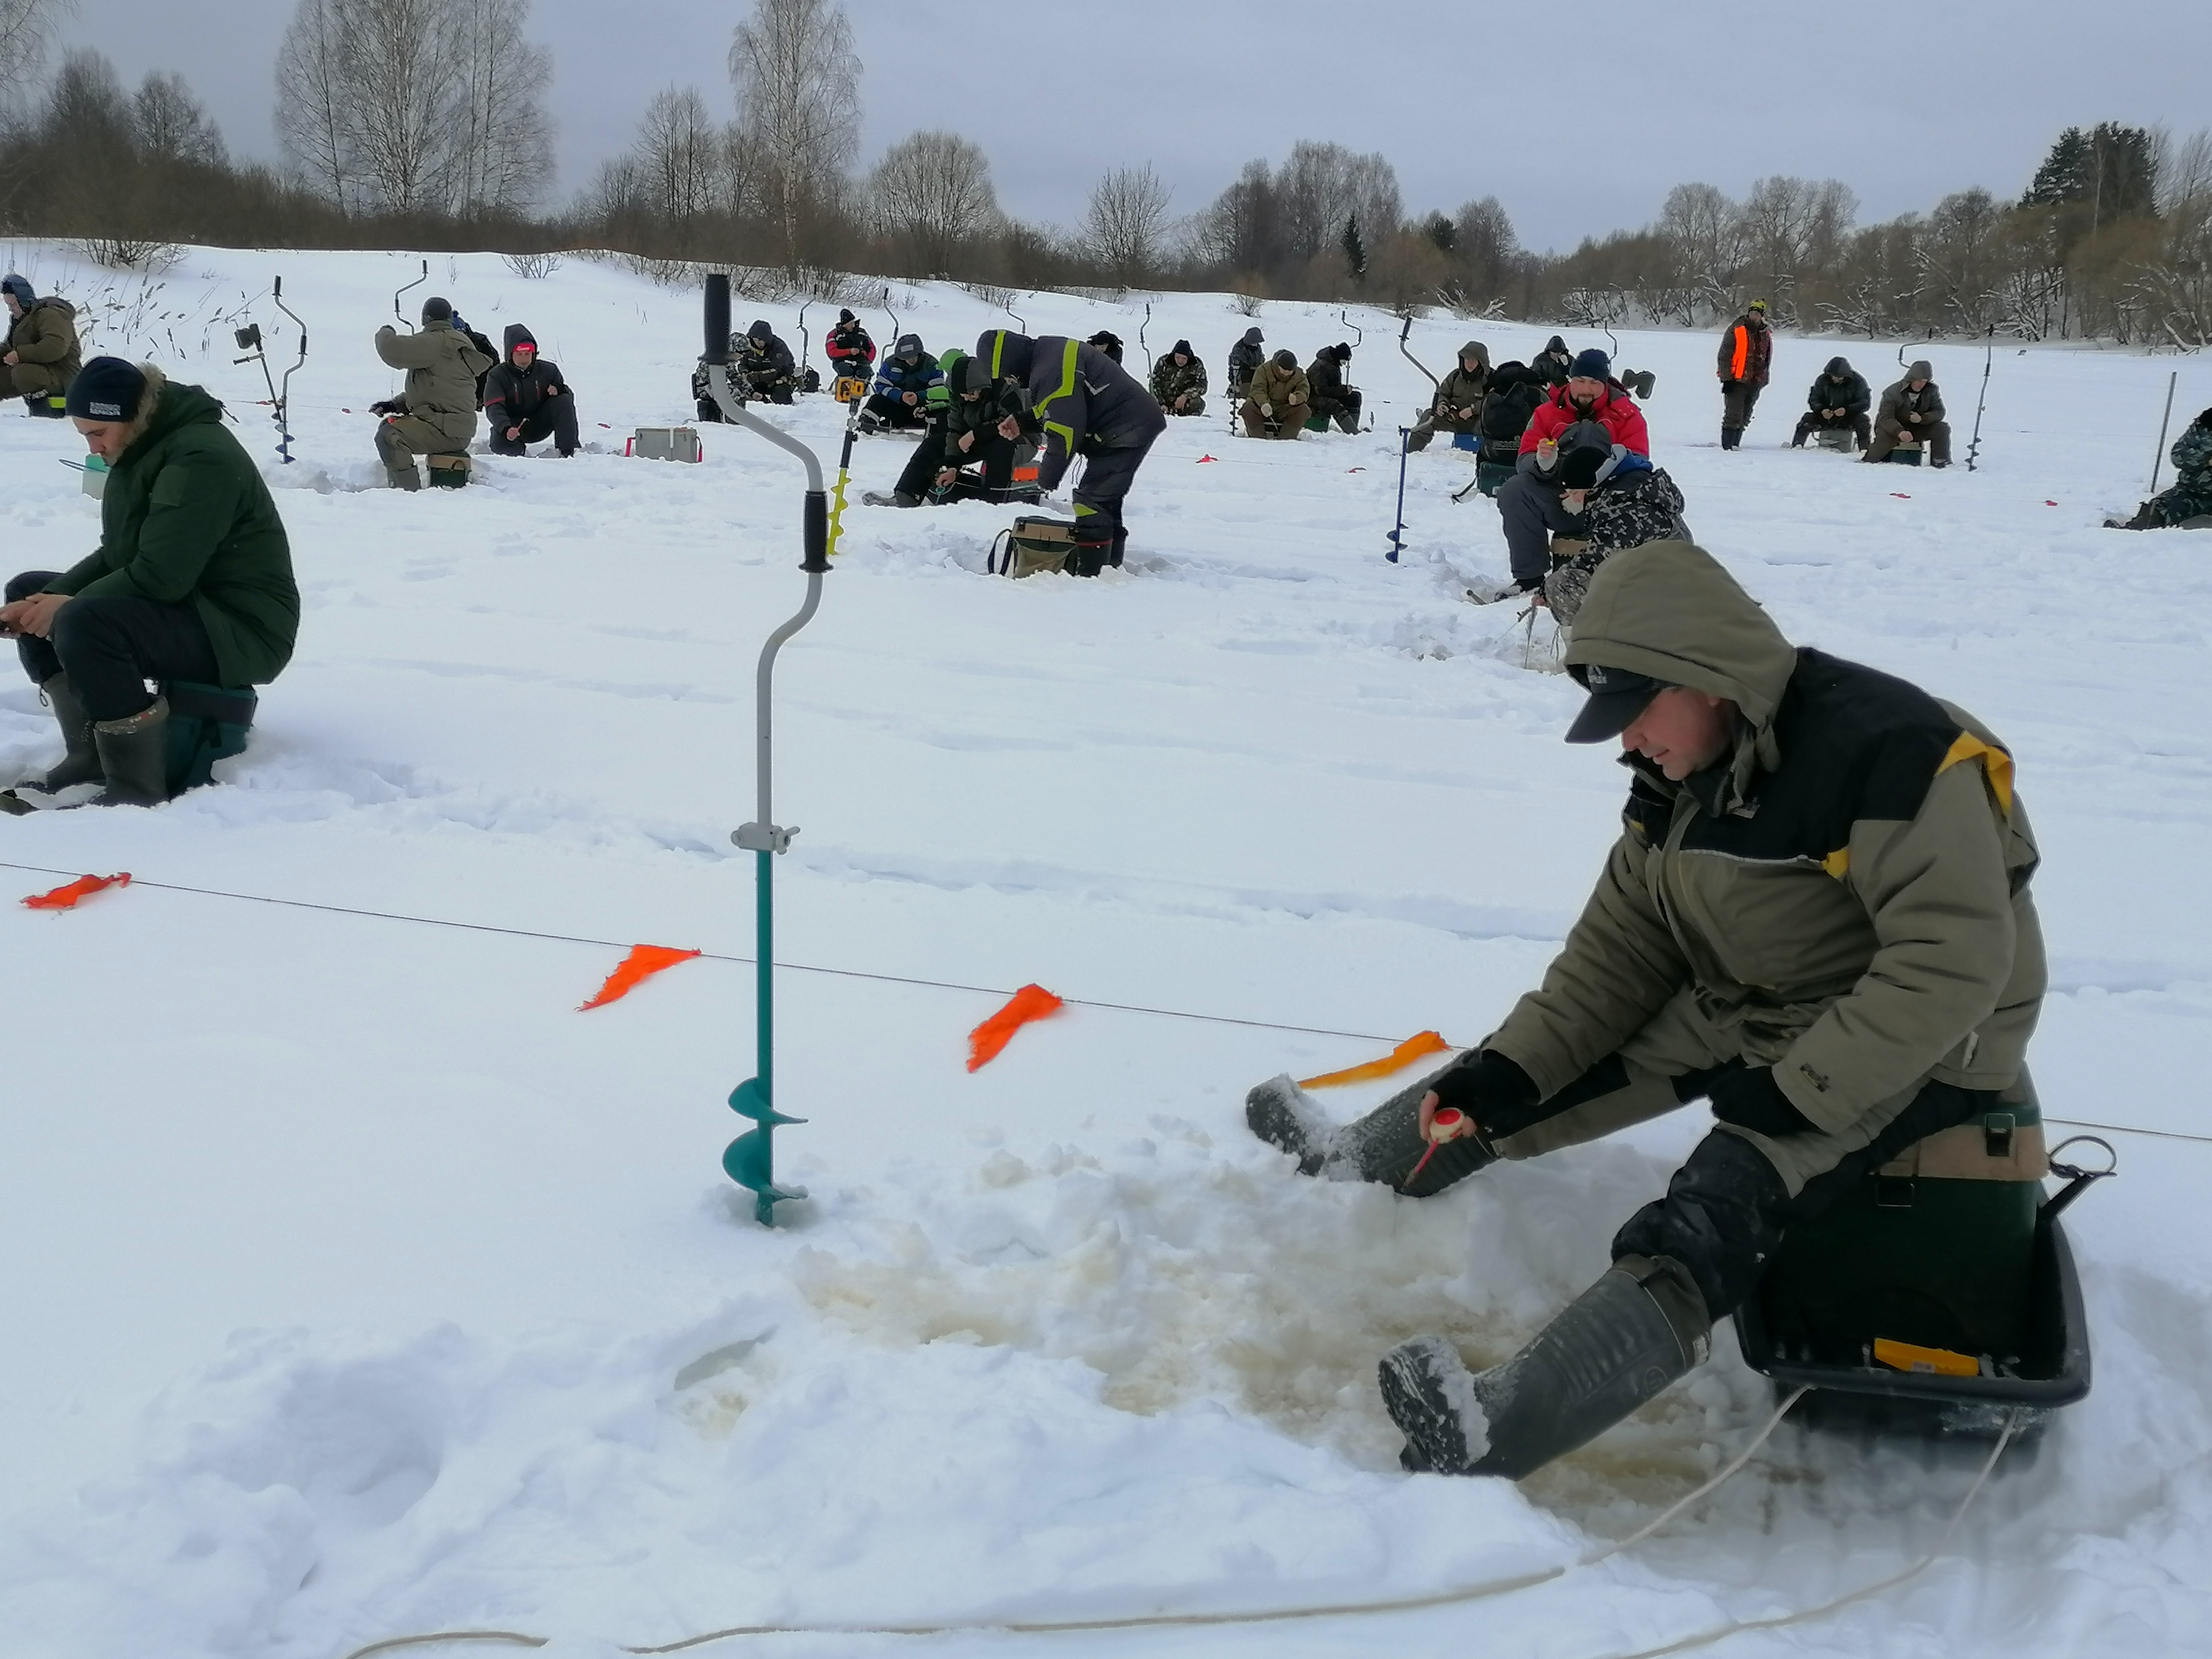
(1, 241, 2209, 1659)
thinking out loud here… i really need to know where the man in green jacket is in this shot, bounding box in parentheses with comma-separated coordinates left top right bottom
(1150, 341, 1208, 416)
(1, 273, 81, 415)
(1247, 540, 2044, 1480)
(371, 296, 495, 489)
(1406, 341, 1492, 452)
(1, 358, 298, 808)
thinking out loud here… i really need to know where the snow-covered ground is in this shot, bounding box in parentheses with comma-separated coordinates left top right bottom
(2, 241, 2209, 1659)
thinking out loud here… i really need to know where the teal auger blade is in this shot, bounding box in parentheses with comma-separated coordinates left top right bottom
(728, 1078, 806, 1128)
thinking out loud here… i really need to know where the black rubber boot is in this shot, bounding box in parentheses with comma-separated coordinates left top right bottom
(1380, 1254, 1710, 1478)
(18, 674, 102, 794)
(2104, 504, 2158, 530)
(90, 698, 171, 807)
(1245, 1063, 1498, 1195)
(1720, 426, 1740, 451)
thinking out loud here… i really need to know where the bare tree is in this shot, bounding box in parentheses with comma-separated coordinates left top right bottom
(1658, 181, 1741, 307)
(0, 0, 70, 120)
(632, 86, 724, 225)
(1192, 158, 1284, 275)
(339, 0, 463, 214)
(275, 0, 358, 208)
(869, 129, 997, 274)
(1278, 140, 1401, 264)
(728, 0, 861, 262)
(132, 71, 227, 166)
(1452, 195, 1520, 300)
(1084, 163, 1171, 285)
(444, 0, 554, 215)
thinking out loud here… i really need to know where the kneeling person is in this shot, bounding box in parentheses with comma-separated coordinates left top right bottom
(2108, 406, 2212, 530)
(1240, 349, 1311, 439)
(2, 358, 298, 808)
(483, 326, 578, 457)
(1150, 341, 1208, 416)
(1248, 542, 2042, 1480)
(372, 298, 495, 488)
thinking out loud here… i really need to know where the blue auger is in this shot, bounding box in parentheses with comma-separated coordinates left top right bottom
(700, 271, 833, 1225)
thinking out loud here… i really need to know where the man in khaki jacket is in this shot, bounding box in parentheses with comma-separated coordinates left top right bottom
(1, 273, 81, 413)
(371, 297, 496, 489)
(1239, 349, 1311, 439)
(1248, 541, 2044, 1479)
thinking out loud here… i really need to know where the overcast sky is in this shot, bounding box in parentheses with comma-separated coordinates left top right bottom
(67, 0, 2211, 252)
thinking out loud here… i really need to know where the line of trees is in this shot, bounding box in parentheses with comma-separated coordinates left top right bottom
(0, 0, 2205, 348)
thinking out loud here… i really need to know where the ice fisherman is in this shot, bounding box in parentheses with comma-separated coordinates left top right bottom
(1494, 348, 1651, 597)
(0, 272, 80, 417)
(1150, 341, 1208, 417)
(866, 348, 1038, 509)
(482, 325, 578, 458)
(860, 335, 941, 432)
(1306, 342, 1362, 434)
(1864, 361, 1950, 467)
(371, 297, 496, 489)
(2106, 406, 2212, 530)
(1225, 326, 1266, 401)
(1538, 436, 1689, 623)
(2, 358, 298, 809)
(1239, 349, 1311, 440)
(1791, 357, 1872, 452)
(1406, 341, 1493, 453)
(1246, 541, 2045, 1480)
(976, 327, 1165, 571)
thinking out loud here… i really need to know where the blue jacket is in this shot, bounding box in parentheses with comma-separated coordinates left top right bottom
(873, 345, 942, 401)
(975, 329, 1165, 491)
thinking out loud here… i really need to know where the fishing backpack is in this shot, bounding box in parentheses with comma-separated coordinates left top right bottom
(161, 681, 257, 796)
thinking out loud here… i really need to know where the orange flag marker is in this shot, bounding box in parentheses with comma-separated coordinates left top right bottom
(22, 872, 131, 911)
(1298, 1030, 1452, 1089)
(578, 944, 702, 1010)
(967, 983, 1065, 1072)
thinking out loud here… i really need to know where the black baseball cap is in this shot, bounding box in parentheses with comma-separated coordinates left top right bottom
(1564, 661, 1668, 744)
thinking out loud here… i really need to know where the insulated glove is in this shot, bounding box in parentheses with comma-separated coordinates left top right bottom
(1427, 1050, 1542, 1140)
(370, 399, 404, 416)
(1260, 403, 1273, 417)
(1708, 1066, 1819, 1138)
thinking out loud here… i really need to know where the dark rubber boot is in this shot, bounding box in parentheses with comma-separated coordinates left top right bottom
(1245, 1063, 1498, 1195)
(2104, 504, 2158, 530)
(18, 674, 102, 794)
(1720, 426, 1740, 451)
(1380, 1254, 1710, 1478)
(90, 698, 170, 807)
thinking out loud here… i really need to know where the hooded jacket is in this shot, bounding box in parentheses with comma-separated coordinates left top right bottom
(1227, 328, 1266, 390)
(480, 324, 569, 428)
(872, 336, 942, 400)
(740, 321, 797, 384)
(6, 290, 81, 394)
(1877, 365, 1944, 430)
(1521, 380, 1650, 471)
(1806, 358, 1870, 416)
(1246, 354, 1310, 413)
(1488, 542, 2043, 1136)
(1427, 341, 1493, 424)
(1534, 336, 1573, 388)
(1150, 343, 1208, 405)
(375, 317, 497, 447)
(1717, 314, 1772, 385)
(975, 329, 1165, 491)
(40, 367, 298, 686)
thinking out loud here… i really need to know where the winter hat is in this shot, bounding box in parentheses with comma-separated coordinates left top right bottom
(1171, 338, 1193, 357)
(1087, 330, 1123, 358)
(2199, 407, 2212, 429)
(1271, 348, 1297, 368)
(838, 309, 855, 325)
(421, 296, 453, 324)
(1334, 342, 1352, 359)
(1825, 356, 1851, 375)
(1561, 442, 1611, 490)
(1241, 326, 1263, 345)
(1569, 347, 1611, 382)
(1907, 359, 1933, 382)
(65, 356, 148, 422)
(0, 273, 33, 308)
(895, 333, 922, 358)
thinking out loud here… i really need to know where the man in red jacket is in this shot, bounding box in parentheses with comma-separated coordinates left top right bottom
(1495, 348, 1651, 595)
(1715, 299, 1772, 450)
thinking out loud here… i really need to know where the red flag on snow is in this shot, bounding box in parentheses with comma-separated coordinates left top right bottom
(22, 873, 131, 910)
(578, 944, 702, 1010)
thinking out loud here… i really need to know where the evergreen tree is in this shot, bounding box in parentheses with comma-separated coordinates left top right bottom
(1341, 211, 1366, 281)
(2023, 126, 2087, 207)
(1422, 210, 1455, 253)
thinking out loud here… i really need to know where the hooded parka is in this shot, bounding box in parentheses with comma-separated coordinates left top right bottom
(4, 285, 81, 398)
(375, 317, 496, 451)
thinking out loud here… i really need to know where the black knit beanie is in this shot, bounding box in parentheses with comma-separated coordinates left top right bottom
(66, 356, 148, 422)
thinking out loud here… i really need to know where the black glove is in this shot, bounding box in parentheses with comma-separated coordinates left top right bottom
(1708, 1066, 1820, 1138)
(369, 399, 403, 416)
(1427, 1051, 1541, 1140)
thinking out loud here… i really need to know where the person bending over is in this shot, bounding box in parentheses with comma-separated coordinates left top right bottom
(1248, 541, 2043, 1480)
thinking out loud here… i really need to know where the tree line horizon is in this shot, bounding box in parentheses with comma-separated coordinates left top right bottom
(0, 0, 2204, 347)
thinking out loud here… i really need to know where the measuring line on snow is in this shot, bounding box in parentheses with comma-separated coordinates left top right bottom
(0, 860, 1404, 1046)
(6, 857, 2208, 1146)
(333, 1394, 2023, 1659)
